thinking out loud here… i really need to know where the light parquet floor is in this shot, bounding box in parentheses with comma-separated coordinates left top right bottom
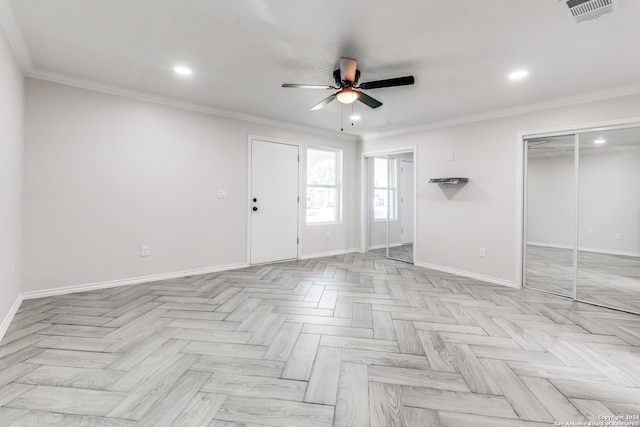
(2, 253, 640, 426)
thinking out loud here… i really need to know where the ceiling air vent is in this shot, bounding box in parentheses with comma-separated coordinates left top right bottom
(559, 0, 619, 24)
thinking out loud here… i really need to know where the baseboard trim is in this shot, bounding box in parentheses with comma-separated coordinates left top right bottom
(527, 242, 572, 250)
(579, 247, 640, 258)
(366, 243, 404, 250)
(527, 242, 640, 258)
(414, 261, 520, 289)
(0, 293, 24, 343)
(299, 248, 360, 260)
(21, 263, 250, 300)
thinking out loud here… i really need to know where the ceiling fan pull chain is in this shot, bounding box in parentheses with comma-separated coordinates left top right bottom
(341, 104, 344, 132)
(351, 104, 354, 127)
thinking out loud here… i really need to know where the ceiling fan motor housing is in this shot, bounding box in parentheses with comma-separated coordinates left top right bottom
(333, 69, 360, 87)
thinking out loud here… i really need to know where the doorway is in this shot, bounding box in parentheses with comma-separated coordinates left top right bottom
(523, 125, 640, 314)
(249, 138, 299, 265)
(364, 150, 415, 264)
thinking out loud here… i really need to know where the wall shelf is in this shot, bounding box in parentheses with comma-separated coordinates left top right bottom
(429, 177, 469, 184)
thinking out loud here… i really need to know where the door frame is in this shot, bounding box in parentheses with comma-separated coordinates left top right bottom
(400, 159, 414, 245)
(247, 135, 302, 265)
(361, 146, 417, 262)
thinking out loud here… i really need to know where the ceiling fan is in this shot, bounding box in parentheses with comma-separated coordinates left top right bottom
(282, 57, 415, 110)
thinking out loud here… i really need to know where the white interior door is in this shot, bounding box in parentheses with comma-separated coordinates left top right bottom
(250, 139, 299, 264)
(400, 160, 414, 244)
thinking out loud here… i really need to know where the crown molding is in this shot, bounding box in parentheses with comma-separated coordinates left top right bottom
(361, 83, 640, 141)
(26, 68, 359, 143)
(0, 0, 33, 71)
(17, 65, 640, 147)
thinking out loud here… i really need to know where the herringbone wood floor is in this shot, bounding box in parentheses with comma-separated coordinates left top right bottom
(1, 253, 640, 426)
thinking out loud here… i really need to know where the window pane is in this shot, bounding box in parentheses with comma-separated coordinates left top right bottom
(373, 189, 388, 219)
(389, 189, 397, 220)
(374, 157, 388, 187)
(307, 149, 337, 185)
(307, 187, 336, 223)
(372, 157, 397, 220)
(388, 158, 397, 189)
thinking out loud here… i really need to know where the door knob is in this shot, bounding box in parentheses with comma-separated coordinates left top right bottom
(252, 207, 258, 212)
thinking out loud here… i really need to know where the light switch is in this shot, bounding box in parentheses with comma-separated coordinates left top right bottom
(217, 189, 228, 199)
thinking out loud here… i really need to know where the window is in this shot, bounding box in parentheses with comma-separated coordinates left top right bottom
(306, 147, 341, 223)
(373, 157, 397, 220)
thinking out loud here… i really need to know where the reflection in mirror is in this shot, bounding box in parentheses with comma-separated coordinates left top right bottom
(576, 127, 640, 314)
(366, 153, 414, 263)
(525, 134, 576, 297)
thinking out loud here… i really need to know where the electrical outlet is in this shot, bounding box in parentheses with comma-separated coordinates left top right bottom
(217, 189, 227, 199)
(479, 248, 486, 258)
(616, 233, 623, 240)
(325, 232, 331, 239)
(140, 245, 150, 257)
(587, 230, 593, 237)
(447, 152, 454, 161)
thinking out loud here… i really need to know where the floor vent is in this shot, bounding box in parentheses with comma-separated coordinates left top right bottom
(560, 0, 619, 24)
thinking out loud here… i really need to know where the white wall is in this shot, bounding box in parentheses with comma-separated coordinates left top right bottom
(529, 147, 640, 255)
(19, 77, 640, 294)
(0, 25, 24, 335)
(23, 79, 360, 293)
(362, 94, 640, 285)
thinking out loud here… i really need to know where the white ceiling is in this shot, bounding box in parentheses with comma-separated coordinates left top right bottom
(4, 0, 640, 138)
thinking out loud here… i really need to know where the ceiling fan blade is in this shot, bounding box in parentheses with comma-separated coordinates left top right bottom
(358, 76, 415, 90)
(340, 57, 358, 83)
(356, 91, 382, 109)
(310, 94, 336, 110)
(282, 84, 335, 89)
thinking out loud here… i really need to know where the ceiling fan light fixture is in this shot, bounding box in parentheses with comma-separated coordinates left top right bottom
(336, 88, 359, 104)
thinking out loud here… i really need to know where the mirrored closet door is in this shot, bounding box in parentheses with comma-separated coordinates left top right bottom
(525, 134, 577, 298)
(576, 127, 640, 313)
(366, 152, 414, 263)
(524, 125, 640, 314)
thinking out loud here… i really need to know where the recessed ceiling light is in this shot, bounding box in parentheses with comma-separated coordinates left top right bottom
(174, 66, 192, 76)
(350, 115, 361, 121)
(509, 70, 529, 80)
(594, 138, 606, 144)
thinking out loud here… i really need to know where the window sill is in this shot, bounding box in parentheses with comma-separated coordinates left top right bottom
(306, 221, 343, 226)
